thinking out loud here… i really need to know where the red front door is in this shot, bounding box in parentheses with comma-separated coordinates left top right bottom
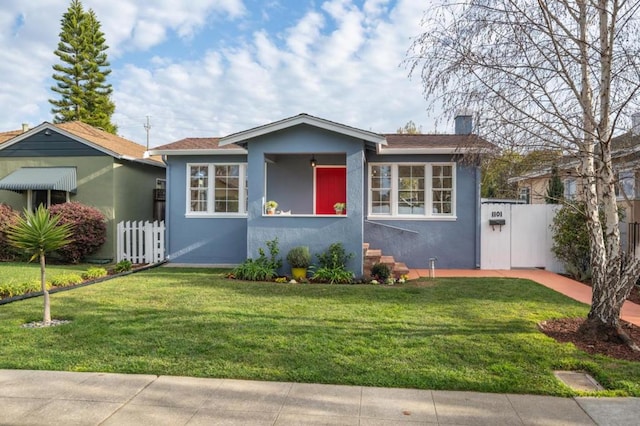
(315, 167, 346, 214)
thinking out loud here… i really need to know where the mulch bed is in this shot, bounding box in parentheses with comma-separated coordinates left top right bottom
(539, 318, 640, 362)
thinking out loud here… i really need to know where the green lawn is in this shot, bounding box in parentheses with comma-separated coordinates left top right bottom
(0, 262, 92, 283)
(1, 266, 638, 397)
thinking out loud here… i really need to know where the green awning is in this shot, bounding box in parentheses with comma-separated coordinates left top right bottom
(0, 167, 77, 193)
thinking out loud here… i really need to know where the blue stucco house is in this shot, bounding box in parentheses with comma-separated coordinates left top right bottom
(149, 113, 492, 276)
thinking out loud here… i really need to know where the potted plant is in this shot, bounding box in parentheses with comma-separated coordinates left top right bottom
(333, 202, 346, 215)
(265, 200, 278, 215)
(287, 246, 311, 280)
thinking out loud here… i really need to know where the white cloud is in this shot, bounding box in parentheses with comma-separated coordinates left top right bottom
(0, 0, 444, 147)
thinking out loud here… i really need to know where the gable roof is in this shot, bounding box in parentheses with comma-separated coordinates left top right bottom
(218, 113, 388, 147)
(0, 121, 164, 167)
(0, 130, 22, 144)
(150, 113, 495, 156)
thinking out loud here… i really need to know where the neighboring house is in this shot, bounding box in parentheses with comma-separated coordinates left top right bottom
(512, 128, 640, 221)
(0, 121, 166, 262)
(149, 113, 493, 276)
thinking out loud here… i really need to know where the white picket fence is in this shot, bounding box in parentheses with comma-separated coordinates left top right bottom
(116, 220, 165, 264)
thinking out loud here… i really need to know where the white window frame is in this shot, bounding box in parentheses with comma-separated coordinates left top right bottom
(618, 170, 637, 200)
(186, 163, 248, 217)
(368, 162, 456, 220)
(564, 178, 576, 200)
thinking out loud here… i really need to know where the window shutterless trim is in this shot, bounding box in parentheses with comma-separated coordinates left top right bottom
(368, 162, 456, 219)
(186, 163, 247, 216)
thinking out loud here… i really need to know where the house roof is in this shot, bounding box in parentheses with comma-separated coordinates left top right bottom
(0, 130, 22, 144)
(510, 131, 640, 183)
(150, 113, 495, 156)
(150, 137, 247, 156)
(218, 113, 388, 147)
(380, 133, 495, 154)
(0, 121, 165, 167)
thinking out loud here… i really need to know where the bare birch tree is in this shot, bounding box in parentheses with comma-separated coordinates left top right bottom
(408, 0, 640, 348)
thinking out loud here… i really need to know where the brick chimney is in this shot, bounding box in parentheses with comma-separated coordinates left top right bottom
(454, 113, 473, 135)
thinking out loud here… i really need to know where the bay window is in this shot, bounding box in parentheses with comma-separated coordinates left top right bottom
(187, 163, 247, 215)
(369, 163, 455, 218)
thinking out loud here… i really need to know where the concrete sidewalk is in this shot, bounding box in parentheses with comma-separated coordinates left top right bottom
(2, 370, 639, 425)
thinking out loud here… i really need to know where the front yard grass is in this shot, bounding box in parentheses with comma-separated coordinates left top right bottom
(0, 266, 638, 396)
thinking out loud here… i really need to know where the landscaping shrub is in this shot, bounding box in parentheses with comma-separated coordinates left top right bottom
(49, 202, 107, 263)
(313, 243, 354, 284)
(113, 259, 133, 273)
(317, 242, 353, 270)
(0, 280, 48, 299)
(82, 267, 108, 280)
(371, 262, 391, 281)
(0, 204, 20, 261)
(233, 238, 283, 281)
(286, 246, 311, 268)
(550, 202, 593, 281)
(50, 273, 84, 287)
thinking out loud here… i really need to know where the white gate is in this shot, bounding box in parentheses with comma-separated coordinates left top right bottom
(480, 204, 563, 272)
(116, 220, 165, 264)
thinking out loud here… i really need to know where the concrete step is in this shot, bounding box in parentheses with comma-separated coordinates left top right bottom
(393, 262, 410, 279)
(365, 249, 382, 258)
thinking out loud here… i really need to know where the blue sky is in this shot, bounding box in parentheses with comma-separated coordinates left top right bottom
(0, 0, 449, 147)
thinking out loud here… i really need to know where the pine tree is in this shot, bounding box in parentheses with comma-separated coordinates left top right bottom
(49, 0, 117, 133)
(545, 165, 564, 204)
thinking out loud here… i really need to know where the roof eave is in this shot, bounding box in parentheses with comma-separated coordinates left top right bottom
(376, 147, 484, 155)
(219, 114, 387, 146)
(146, 148, 248, 156)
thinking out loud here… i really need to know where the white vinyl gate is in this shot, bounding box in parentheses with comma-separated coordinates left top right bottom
(116, 220, 165, 264)
(480, 204, 564, 272)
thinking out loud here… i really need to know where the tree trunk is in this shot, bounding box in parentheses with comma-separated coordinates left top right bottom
(40, 252, 51, 325)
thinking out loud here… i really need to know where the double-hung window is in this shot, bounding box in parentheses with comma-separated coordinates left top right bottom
(369, 163, 455, 218)
(187, 163, 247, 215)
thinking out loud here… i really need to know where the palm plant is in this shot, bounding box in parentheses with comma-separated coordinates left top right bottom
(6, 205, 73, 325)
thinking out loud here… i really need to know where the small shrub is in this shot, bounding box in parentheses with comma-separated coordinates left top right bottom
(114, 260, 133, 273)
(371, 263, 391, 281)
(286, 246, 311, 268)
(317, 243, 353, 269)
(49, 202, 107, 263)
(0, 204, 20, 261)
(313, 243, 354, 284)
(82, 267, 108, 280)
(233, 238, 283, 281)
(233, 258, 277, 281)
(50, 273, 84, 287)
(312, 266, 354, 284)
(550, 203, 593, 281)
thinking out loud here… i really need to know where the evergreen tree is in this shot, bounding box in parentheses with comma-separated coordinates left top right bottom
(49, 0, 116, 133)
(545, 165, 564, 204)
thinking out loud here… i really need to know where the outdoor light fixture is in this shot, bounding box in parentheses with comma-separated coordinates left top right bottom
(310, 155, 316, 167)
